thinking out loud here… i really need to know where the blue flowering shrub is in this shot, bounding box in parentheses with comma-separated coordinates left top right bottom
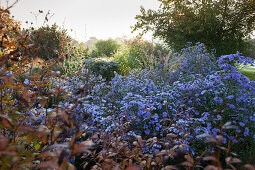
(61, 43, 255, 166)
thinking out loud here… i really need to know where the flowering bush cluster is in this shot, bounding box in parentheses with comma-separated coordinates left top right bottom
(1, 6, 255, 170)
(79, 43, 254, 137)
(58, 43, 255, 168)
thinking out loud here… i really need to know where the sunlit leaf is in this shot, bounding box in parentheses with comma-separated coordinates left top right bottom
(34, 143, 41, 150)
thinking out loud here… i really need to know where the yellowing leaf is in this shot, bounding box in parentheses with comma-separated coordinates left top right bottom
(34, 143, 41, 150)
(42, 135, 48, 145)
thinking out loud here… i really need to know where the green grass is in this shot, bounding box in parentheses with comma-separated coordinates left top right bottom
(238, 64, 255, 81)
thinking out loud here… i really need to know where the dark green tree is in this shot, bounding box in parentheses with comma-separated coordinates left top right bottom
(30, 23, 71, 60)
(132, 0, 255, 56)
(91, 39, 120, 58)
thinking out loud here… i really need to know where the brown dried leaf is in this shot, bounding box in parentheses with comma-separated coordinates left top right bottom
(167, 133, 177, 138)
(146, 158, 152, 169)
(125, 165, 140, 170)
(0, 137, 9, 150)
(53, 130, 61, 139)
(155, 156, 162, 163)
(0, 115, 13, 129)
(60, 112, 69, 126)
(67, 162, 76, 170)
(18, 125, 35, 132)
(181, 161, 193, 167)
(133, 157, 141, 162)
(203, 156, 219, 163)
(38, 151, 57, 159)
(231, 158, 242, 164)
(36, 160, 59, 169)
(129, 159, 133, 167)
(58, 150, 68, 166)
(137, 136, 142, 148)
(243, 164, 255, 170)
(40, 98, 48, 108)
(3, 42, 17, 48)
(0, 151, 16, 156)
(165, 165, 178, 170)
(226, 157, 241, 164)
(184, 154, 194, 164)
(73, 140, 94, 154)
(216, 135, 223, 144)
(104, 159, 112, 164)
(36, 125, 50, 134)
(204, 165, 218, 170)
(91, 134, 98, 139)
(113, 164, 121, 170)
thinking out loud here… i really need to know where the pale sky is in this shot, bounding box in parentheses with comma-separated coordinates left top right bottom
(6, 0, 160, 42)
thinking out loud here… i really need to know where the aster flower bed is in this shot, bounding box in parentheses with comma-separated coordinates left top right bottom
(55, 43, 255, 168)
(80, 45, 255, 139)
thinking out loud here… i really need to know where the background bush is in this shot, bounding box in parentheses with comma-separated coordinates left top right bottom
(90, 39, 120, 58)
(83, 57, 119, 81)
(29, 23, 71, 60)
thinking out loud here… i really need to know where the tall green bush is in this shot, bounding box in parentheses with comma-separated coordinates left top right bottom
(113, 37, 170, 75)
(90, 39, 120, 58)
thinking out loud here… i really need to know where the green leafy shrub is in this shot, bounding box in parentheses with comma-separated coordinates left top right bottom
(112, 45, 132, 75)
(113, 37, 163, 75)
(84, 58, 119, 81)
(90, 39, 120, 58)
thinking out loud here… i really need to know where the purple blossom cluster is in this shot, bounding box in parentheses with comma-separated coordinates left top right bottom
(58, 43, 255, 156)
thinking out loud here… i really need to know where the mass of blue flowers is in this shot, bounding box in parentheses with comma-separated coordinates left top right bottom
(54, 43, 255, 157)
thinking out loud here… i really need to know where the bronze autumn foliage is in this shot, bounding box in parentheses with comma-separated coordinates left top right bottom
(0, 7, 79, 169)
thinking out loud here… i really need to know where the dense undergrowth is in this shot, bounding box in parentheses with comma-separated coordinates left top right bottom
(1, 7, 255, 170)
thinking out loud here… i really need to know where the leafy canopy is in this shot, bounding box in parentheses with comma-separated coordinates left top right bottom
(132, 0, 255, 56)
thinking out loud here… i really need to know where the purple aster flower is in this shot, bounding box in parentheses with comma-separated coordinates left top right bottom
(239, 122, 245, 127)
(163, 112, 168, 118)
(227, 104, 235, 109)
(244, 127, 249, 137)
(217, 115, 221, 120)
(226, 95, 234, 100)
(214, 97, 223, 104)
(250, 116, 255, 121)
(145, 129, 150, 135)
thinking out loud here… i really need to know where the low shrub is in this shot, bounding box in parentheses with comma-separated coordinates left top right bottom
(83, 58, 119, 81)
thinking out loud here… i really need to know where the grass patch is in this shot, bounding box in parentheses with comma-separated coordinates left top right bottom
(238, 63, 255, 81)
(240, 69, 255, 81)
